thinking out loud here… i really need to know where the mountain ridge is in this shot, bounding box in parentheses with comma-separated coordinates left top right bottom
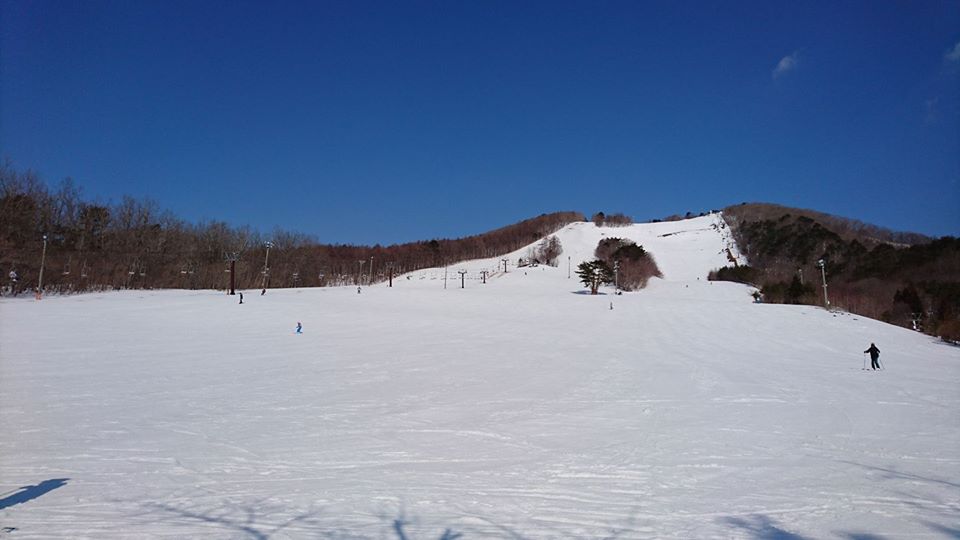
(2, 164, 956, 341)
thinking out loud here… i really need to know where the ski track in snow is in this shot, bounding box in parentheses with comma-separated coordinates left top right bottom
(1, 214, 958, 539)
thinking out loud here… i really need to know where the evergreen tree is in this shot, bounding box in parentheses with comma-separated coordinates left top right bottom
(576, 259, 614, 295)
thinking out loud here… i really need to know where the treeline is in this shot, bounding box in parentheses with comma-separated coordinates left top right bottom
(590, 212, 633, 227)
(594, 237, 661, 291)
(575, 237, 661, 294)
(0, 162, 584, 295)
(712, 203, 959, 341)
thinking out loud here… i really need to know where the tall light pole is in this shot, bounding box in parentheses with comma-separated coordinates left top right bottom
(226, 252, 239, 295)
(36, 234, 48, 300)
(501, 258, 508, 273)
(261, 241, 273, 292)
(357, 259, 365, 286)
(614, 261, 620, 293)
(458, 269, 467, 289)
(817, 259, 829, 308)
(369, 256, 374, 285)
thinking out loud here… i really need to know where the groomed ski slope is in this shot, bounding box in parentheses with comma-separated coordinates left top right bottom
(400, 213, 745, 284)
(1, 214, 958, 539)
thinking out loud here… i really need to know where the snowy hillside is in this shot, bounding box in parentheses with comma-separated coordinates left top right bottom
(1, 214, 958, 539)
(398, 213, 745, 285)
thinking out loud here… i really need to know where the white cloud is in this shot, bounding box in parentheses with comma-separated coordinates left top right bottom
(946, 41, 960, 62)
(772, 52, 798, 79)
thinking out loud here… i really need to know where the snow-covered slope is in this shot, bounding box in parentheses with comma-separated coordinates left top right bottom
(1, 215, 957, 539)
(398, 213, 745, 286)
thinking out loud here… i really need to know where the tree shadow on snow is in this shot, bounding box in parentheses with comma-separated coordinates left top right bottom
(394, 517, 461, 540)
(837, 460, 960, 490)
(141, 500, 649, 539)
(142, 500, 327, 540)
(0, 478, 69, 510)
(923, 521, 960, 539)
(142, 501, 472, 540)
(721, 515, 809, 540)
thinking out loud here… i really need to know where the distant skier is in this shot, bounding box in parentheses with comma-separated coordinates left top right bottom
(261, 288, 266, 296)
(864, 343, 881, 370)
(239, 292, 244, 304)
(296, 322, 302, 334)
(357, 286, 361, 294)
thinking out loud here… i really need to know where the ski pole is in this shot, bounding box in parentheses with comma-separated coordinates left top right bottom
(863, 353, 867, 370)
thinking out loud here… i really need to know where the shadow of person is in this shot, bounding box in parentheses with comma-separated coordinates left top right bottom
(0, 478, 69, 510)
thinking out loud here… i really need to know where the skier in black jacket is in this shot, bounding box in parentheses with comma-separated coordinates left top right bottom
(864, 343, 881, 370)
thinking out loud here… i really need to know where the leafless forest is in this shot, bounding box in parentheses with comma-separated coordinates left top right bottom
(0, 163, 583, 295)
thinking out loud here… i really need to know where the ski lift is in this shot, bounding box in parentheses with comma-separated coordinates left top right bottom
(62, 257, 72, 276)
(80, 260, 88, 278)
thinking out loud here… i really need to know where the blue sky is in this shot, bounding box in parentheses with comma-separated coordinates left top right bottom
(2, 1, 958, 244)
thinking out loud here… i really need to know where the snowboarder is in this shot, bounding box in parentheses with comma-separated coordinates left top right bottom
(239, 292, 244, 304)
(296, 322, 302, 334)
(864, 343, 881, 370)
